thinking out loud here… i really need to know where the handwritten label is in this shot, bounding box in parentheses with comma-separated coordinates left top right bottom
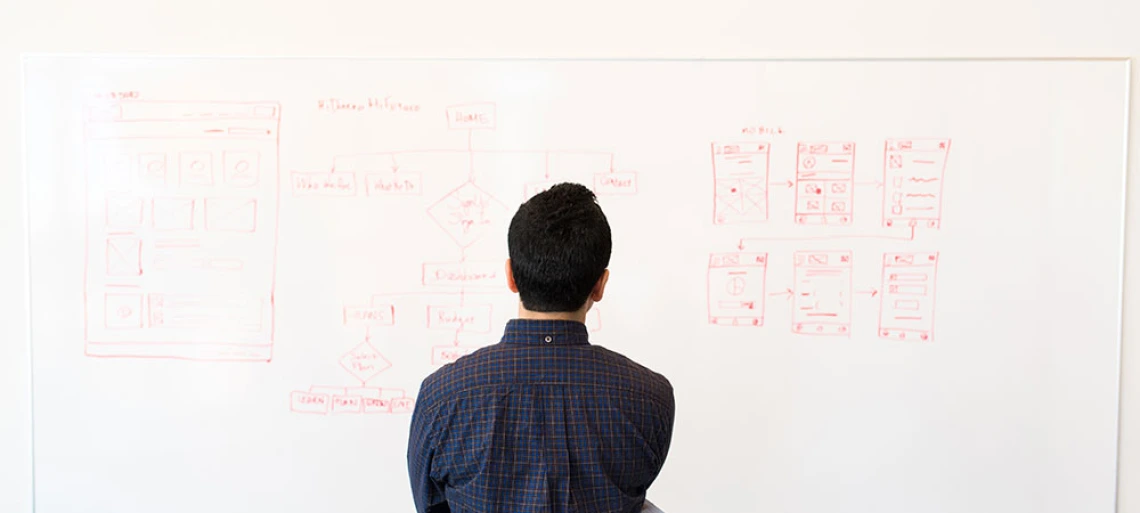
(390, 397, 414, 414)
(292, 172, 357, 196)
(446, 103, 496, 129)
(433, 345, 477, 365)
(363, 397, 391, 414)
(594, 172, 638, 195)
(343, 305, 395, 326)
(290, 392, 330, 414)
(740, 125, 785, 136)
(316, 97, 421, 113)
(331, 395, 362, 414)
(93, 91, 141, 100)
(427, 305, 492, 332)
(366, 171, 421, 196)
(340, 344, 392, 380)
(422, 261, 500, 288)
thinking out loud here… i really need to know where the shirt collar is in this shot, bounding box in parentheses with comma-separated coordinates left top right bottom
(501, 319, 591, 346)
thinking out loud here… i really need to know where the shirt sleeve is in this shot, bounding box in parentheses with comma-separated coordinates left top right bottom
(407, 384, 446, 512)
(654, 382, 677, 475)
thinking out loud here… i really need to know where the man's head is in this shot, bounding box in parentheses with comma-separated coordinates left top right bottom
(506, 183, 612, 314)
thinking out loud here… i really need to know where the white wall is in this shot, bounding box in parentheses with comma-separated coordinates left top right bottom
(1, 1, 1136, 512)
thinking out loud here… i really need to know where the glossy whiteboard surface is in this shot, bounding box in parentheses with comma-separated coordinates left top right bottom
(23, 57, 1128, 513)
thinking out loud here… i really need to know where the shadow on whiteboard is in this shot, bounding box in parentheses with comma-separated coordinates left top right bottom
(643, 499, 665, 513)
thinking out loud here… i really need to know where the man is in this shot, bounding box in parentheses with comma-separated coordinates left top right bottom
(407, 183, 675, 513)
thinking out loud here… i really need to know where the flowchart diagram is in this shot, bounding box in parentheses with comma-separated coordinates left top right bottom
(708, 138, 950, 341)
(285, 102, 621, 415)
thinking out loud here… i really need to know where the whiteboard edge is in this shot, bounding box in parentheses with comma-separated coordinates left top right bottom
(1117, 57, 1136, 513)
(20, 55, 36, 513)
(13, 53, 1137, 63)
(15, 54, 1133, 513)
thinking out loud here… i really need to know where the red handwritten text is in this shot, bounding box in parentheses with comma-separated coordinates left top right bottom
(316, 97, 421, 114)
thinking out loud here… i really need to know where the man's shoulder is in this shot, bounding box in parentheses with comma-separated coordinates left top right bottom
(415, 343, 503, 405)
(588, 344, 674, 403)
(415, 340, 674, 410)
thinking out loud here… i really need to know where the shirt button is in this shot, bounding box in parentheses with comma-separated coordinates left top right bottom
(544, 336, 553, 343)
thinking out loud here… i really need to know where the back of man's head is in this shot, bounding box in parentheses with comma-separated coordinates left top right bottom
(507, 183, 612, 313)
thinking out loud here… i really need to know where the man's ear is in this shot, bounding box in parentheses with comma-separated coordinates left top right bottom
(591, 269, 610, 303)
(505, 259, 519, 293)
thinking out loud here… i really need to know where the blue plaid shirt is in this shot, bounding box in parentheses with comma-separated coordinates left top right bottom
(407, 319, 675, 513)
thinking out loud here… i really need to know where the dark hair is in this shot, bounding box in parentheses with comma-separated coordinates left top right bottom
(508, 183, 612, 312)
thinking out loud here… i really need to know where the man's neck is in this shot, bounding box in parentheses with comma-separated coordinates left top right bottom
(516, 306, 588, 324)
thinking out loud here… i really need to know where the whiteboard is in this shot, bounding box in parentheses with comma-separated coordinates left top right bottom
(22, 56, 1129, 513)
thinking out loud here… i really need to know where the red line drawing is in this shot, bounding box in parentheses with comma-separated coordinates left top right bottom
(711, 142, 770, 225)
(331, 395, 364, 414)
(426, 181, 508, 248)
(707, 252, 767, 326)
(360, 389, 414, 412)
(432, 345, 478, 365)
(795, 141, 855, 226)
(290, 391, 330, 415)
(223, 151, 260, 188)
(343, 304, 396, 326)
(86, 110, 281, 382)
(362, 397, 390, 414)
(151, 197, 195, 231)
(390, 396, 414, 414)
(137, 153, 169, 186)
(346, 386, 381, 396)
(105, 237, 143, 276)
(104, 293, 143, 329)
(291, 171, 358, 196)
(422, 260, 501, 289)
(293, 386, 412, 416)
(179, 151, 214, 186)
(84, 102, 280, 141)
(792, 251, 853, 336)
(426, 304, 492, 333)
(365, 171, 422, 196)
(147, 294, 265, 332)
(316, 96, 422, 114)
(445, 102, 497, 130)
(594, 171, 638, 195)
(878, 252, 939, 341)
(311, 386, 348, 397)
(105, 196, 144, 229)
(86, 101, 278, 122)
(882, 139, 951, 228)
(81, 101, 285, 362)
(203, 198, 258, 232)
(339, 341, 393, 383)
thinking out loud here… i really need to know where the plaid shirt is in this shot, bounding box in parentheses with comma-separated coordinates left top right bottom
(407, 319, 675, 513)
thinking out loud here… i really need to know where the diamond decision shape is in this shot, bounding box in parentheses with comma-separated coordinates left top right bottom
(427, 182, 508, 248)
(339, 342, 393, 383)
